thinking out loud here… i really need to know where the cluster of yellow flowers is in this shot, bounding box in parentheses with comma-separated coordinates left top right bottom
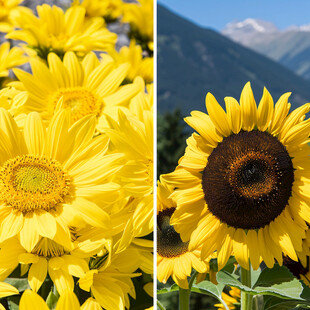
(157, 82, 310, 294)
(0, 0, 153, 309)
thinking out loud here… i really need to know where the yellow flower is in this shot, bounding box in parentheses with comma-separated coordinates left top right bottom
(79, 248, 142, 310)
(19, 289, 80, 310)
(11, 51, 142, 129)
(157, 177, 208, 289)
(163, 82, 310, 270)
(103, 39, 153, 83)
(122, 0, 153, 52)
(0, 109, 123, 252)
(105, 100, 153, 198)
(0, 86, 27, 121)
(6, 4, 117, 59)
(214, 287, 240, 310)
(73, 0, 124, 21)
(0, 42, 27, 78)
(0, 0, 32, 33)
(0, 281, 19, 298)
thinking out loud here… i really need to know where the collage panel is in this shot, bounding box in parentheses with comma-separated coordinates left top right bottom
(0, 0, 153, 309)
(157, 1, 310, 310)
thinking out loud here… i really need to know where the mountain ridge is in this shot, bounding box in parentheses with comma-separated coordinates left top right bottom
(157, 4, 310, 116)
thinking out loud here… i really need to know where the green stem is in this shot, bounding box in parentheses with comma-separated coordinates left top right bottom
(240, 266, 253, 310)
(157, 299, 166, 310)
(252, 295, 260, 310)
(189, 270, 197, 289)
(179, 287, 190, 310)
(179, 271, 197, 310)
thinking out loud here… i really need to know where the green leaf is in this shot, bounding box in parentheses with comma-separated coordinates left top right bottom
(46, 290, 59, 309)
(4, 278, 30, 292)
(7, 295, 20, 310)
(157, 284, 179, 295)
(254, 265, 296, 287)
(217, 267, 304, 300)
(191, 280, 225, 299)
(264, 295, 310, 310)
(217, 271, 253, 292)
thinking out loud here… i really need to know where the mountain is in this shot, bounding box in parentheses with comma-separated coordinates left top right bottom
(222, 19, 310, 80)
(157, 4, 310, 116)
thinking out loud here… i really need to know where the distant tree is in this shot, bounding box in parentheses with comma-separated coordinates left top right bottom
(157, 109, 189, 177)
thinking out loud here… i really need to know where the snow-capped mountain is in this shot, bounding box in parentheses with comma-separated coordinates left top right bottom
(222, 18, 310, 80)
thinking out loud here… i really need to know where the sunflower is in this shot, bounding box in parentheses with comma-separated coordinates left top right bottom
(0, 282, 19, 298)
(163, 82, 310, 270)
(6, 4, 117, 59)
(214, 287, 240, 310)
(102, 39, 153, 84)
(11, 51, 142, 129)
(122, 0, 153, 52)
(0, 109, 123, 252)
(0, 0, 32, 33)
(157, 177, 208, 289)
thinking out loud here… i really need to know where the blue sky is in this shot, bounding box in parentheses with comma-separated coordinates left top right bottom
(158, 0, 310, 31)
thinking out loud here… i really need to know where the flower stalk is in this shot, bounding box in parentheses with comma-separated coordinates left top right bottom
(240, 266, 253, 310)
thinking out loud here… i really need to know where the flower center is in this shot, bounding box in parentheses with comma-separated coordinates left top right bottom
(0, 155, 70, 213)
(157, 208, 189, 258)
(202, 130, 294, 229)
(49, 87, 103, 122)
(32, 238, 66, 258)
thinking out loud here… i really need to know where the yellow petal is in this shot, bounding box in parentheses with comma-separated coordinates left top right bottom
(240, 82, 257, 131)
(19, 290, 49, 310)
(205, 92, 231, 136)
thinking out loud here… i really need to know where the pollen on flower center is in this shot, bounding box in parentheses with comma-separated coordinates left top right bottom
(157, 208, 189, 258)
(0, 155, 70, 213)
(202, 130, 294, 229)
(49, 87, 103, 122)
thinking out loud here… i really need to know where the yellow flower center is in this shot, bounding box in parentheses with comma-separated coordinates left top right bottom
(49, 87, 103, 122)
(32, 238, 66, 258)
(0, 155, 70, 212)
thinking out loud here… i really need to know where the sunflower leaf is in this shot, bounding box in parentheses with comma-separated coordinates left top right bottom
(217, 268, 304, 300)
(191, 280, 225, 299)
(264, 295, 310, 310)
(253, 265, 295, 287)
(157, 283, 179, 295)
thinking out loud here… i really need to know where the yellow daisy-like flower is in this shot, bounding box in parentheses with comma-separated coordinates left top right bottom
(0, 42, 27, 79)
(0, 0, 32, 33)
(6, 4, 117, 59)
(214, 287, 240, 310)
(0, 237, 90, 295)
(163, 82, 310, 270)
(73, 0, 124, 22)
(79, 247, 142, 310)
(0, 109, 123, 252)
(105, 99, 153, 198)
(0, 86, 27, 120)
(103, 39, 153, 83)
(19, 289, 79, 310)
(157, 177, 207, 289)
(122, 0, 153, 52)
(11, 51, 142, 129)
(0, 281, 19, 298)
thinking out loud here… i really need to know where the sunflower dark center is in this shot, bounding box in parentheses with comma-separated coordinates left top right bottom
(202, 130, 294, 229)
(157, 208, 189, 258)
